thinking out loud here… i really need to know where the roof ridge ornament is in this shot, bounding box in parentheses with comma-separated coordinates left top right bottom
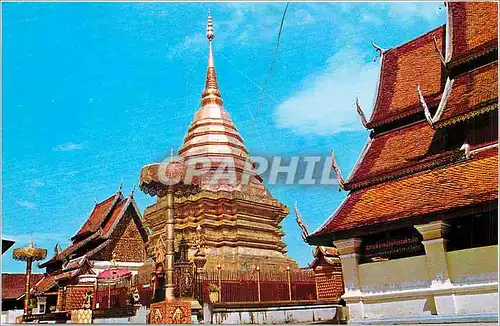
(460, 142, 471, 159)
(371, 40, 386, 58)
(417, 77, 455, 129)
(330, 150, 345, 191)
(355, 97, 368, 128)
(294, 202, 310, 243)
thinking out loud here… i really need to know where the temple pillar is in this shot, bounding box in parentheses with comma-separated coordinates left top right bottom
(165, 189, 175, 301)
(415, 220, 456, 315)
(56, 287, 65, 312)
(333, 238, 363, 320)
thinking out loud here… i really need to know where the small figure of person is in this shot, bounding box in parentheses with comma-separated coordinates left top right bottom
(151, 263, 166, 303)
(82, 291, 93, 309)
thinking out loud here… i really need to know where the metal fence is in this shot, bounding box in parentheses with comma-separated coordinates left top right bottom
(199, 268, 317, 304)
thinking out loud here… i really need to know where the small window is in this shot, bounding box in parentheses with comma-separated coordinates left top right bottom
(38, 303, 46, 314)
(447, 209, 498, 251)
(360, 227, 425, 264)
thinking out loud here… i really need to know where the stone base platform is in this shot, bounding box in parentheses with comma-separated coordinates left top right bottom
(204, 301, 342, 324)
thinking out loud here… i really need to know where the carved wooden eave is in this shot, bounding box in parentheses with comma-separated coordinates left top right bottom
(345, 148, 464, 191)
(435, 102, 498, 128)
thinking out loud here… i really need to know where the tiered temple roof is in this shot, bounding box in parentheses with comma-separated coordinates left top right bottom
(308, 2, 498, 245)
(367, 26, 444, 128)
(39, 186, 147, 271)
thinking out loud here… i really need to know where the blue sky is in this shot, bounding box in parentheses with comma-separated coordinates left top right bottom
(2, 2, 445, 272)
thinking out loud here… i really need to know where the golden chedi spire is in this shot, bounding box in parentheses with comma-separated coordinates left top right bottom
(201, 12, 223, 106)
(179, 12, 249, 169)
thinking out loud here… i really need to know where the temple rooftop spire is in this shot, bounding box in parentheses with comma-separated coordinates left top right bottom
(201, 12, 223, 106)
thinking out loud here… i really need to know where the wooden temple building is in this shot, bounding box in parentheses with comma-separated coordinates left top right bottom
(143, 14, 297, 273)
(31, 186, 148, 318)
(307, 2, 498, 322)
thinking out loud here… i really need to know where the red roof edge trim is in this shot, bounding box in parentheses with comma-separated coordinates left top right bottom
(436, 102, 498, 128)
(449, 39, 498, 68)
(364, 47, 386, 129)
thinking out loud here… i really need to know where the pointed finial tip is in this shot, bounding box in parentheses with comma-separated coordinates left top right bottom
(206, 11, 215, 41)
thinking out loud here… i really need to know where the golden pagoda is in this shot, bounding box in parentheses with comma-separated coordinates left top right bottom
(143, 13, 297, 272)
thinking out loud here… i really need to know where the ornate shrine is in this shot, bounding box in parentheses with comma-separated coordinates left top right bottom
(142, 13, 297, 273)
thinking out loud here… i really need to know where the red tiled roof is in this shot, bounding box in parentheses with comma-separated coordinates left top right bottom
(346, 121, 436, 187)
(41, 191, 146, 269)
(33, 275, 58, 294)
(102, 198, 129, 233)
(2, 273, 44, 300)
(311, 147, 498, 238)
(449, 2, 498, 66)
(437, 62, 498, 127)
(366, 26, 444, 128)
(72, 193, 121, 240)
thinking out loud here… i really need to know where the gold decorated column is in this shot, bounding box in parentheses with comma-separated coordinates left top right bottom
(13, 237, 47, 317)
(24, 257, 33, 315)
(164, 188, 175, 301)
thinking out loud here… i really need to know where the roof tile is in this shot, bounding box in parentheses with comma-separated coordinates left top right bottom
(437, 62, 498, 127)
(2, 273, 44, 299)
(313, 147, 498, 237)
(449, 2, 498, 66)
(367, 26, 444, 128)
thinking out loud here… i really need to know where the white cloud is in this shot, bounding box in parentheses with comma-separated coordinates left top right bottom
(16, 200, 36, 209)
(52, 142, 85, 152)
(387, 3, 444, 22)
(293, 8, 316, 25)
(167, 33, 206, 59)
(274, 46, 379, 135)
(65, 170, 80, 177)
(31, 179, 45, 187)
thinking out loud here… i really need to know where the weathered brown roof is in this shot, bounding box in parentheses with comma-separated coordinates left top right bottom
(34, 257, 95, 294)
(437, 62, 498, 127)
(40, 189, 146, 269)
(72, 192, 122, 240)
(101, 198, 129, 233)
(310, 147, 498, 240)
(449, 2, 498, 67)
(366, 26, 444, 128)
(2, 273, 43, 300)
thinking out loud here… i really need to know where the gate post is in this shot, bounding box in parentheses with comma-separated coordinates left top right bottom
(256, 266, 261, 302)
(217, 264, 222, 302)
(286, 266, 292, 301)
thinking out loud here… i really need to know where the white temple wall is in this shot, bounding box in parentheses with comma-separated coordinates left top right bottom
(335, 229, 498, 323)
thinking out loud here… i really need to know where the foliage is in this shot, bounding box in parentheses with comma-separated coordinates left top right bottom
(208, 283, 220, 292)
